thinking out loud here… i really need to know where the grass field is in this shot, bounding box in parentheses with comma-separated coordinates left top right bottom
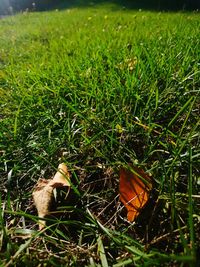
(0, 3, 200, 266)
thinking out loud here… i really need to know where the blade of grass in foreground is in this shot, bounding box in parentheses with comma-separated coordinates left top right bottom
(97, 235, 109, 267)
(95, 211, 196, 266)
(167, 121, 199, 175)
(188, 146, 196, 259)
(0, 194, 7, 251)
(3, 227, 45, 267)
(167, 97, 194, 128)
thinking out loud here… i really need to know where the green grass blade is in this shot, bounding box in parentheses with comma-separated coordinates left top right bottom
(97, 235, 109, 267)
(167, 97, 194, 128)
(188, 146, 196, 258)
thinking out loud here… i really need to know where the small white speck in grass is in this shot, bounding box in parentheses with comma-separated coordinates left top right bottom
(7, 169, 13, 184)
(4, 161, 7, 172)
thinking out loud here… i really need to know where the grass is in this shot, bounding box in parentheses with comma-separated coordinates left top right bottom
(0, 3, 200, 266)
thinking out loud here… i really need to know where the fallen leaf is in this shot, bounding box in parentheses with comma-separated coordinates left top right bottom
(32, 163, 70, 230)
(49, 163, 71, 187)
(119, 165, 152, 222)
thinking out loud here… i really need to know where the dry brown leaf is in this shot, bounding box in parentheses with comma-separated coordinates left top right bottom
(50, 163, 71, 187)
(32, 179, 54, 230)
(32, 163, 71, 230)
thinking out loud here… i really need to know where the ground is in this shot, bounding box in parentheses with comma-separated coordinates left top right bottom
(0, 3, 200, 266)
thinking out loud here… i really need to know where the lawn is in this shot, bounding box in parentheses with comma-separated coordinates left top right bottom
(0, 3, 200, 266)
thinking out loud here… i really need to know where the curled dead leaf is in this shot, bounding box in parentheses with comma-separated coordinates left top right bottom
(49, 163, 71, 187)
(32, 163, 71, 230)
(119, 165, 152, 222)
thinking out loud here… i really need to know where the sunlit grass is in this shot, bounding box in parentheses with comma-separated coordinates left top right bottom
(0, 4, 200, 266)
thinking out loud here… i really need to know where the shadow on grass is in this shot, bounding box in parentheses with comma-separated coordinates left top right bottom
(0, 0, 199, 15)
(51, 0, 200, 11)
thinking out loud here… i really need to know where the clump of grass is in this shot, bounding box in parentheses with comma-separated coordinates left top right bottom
(0, 4, 200, 266)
